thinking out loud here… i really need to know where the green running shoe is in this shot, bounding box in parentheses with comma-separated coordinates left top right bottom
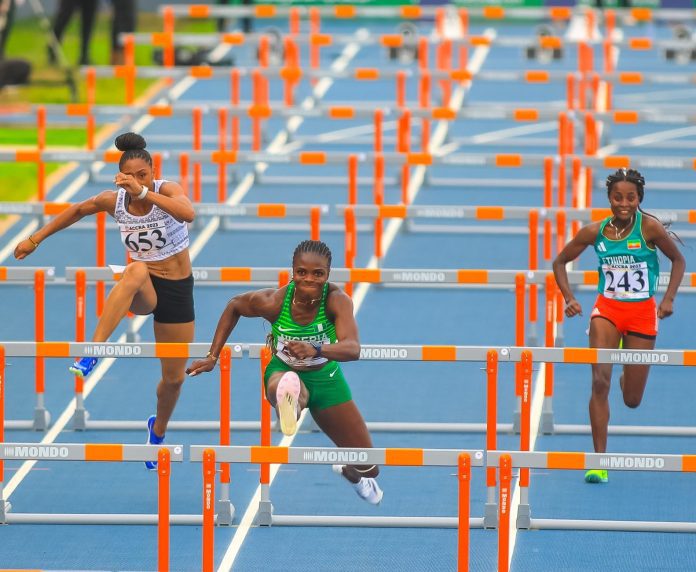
(584, 469, 608, 484)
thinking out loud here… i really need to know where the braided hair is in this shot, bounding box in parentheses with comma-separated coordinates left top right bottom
(605, 168, 645, 203)
(606, 168, 683, 245)
(115, 132, 152, 170)
(292, 240, 332, 267)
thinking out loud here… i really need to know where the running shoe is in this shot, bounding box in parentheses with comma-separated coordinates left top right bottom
(69, 357, 98, 377)
(145, 415, 165, 471)
(276, 371, 301, 436)
(584, 469, 608, 484)
(333, 465, 384, 505)
(352, 477, 384, 505)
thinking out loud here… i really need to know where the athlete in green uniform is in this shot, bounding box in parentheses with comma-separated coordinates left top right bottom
(553, 168, 685, 483)
(187, 240, 383, 504)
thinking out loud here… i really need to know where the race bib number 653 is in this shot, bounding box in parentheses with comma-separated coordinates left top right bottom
(121, 226, 168, 254)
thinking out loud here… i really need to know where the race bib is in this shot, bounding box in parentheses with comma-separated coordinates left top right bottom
(275, 339, 327, 368)
(601, 261, 649, 300)
(120, 223, 169, 258)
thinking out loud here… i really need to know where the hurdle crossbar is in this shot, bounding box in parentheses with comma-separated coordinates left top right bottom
(57, 266, 696, 289)
(82, 63, 696, 88)
(122, 30, 696, 52)
(16, 102, 696, 126)
(7, 149, 696, 171)
(0, 267, 56, 282)
(2, 343, 696, 366)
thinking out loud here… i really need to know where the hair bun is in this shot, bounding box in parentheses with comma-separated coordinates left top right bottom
(115, 132, 147, 152)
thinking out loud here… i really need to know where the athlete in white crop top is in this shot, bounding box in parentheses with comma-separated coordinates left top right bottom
(14, 132, 196, 470)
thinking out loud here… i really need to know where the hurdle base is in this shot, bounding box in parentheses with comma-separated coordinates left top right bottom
(81, 420, 262, 431)
(3, 420, 34, 430)
(540, 399, 555, 434)
(550, 424, 696, 437)
(529, 518, 696, 533)
(0, 500, 11, 523)
(256, 500, 274, 526)
(3, 513, 209, 525)
(483, 503, 498, 529)
(216, 499, 235, 526)
(516, 504, 531, 529)
(125, 329, 141, 343)
(270, 515, 486, 528)
(33, 408, 51, 431)
(72, 408, 90, 431)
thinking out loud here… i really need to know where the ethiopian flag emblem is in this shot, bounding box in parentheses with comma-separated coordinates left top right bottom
(627, 240, 641, 250)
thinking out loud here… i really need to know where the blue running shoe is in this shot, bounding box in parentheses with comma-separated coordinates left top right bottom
(69, 357, 98, 377)
(145, 415, 165, 471)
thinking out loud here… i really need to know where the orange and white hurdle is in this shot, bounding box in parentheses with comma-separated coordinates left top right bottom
(191, 445, 482, 572)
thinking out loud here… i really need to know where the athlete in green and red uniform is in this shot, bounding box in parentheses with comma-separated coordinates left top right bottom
(187, 240, 383, 504)
(553, 168, 685, 483)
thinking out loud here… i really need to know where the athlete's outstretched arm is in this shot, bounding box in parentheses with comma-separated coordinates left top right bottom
(646, 219, 685, 319)
(186, 288, 278, 376)
(13, 191, 116, 260)
(552, 224, 599, 317)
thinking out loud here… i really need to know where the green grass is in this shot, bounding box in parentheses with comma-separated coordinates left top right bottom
(0, 13, 217, 202)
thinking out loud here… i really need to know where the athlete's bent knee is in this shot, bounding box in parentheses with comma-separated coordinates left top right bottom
(623, 394, 642, 408)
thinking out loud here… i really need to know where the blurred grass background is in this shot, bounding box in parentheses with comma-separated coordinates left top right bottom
(0, 12, 217, 201)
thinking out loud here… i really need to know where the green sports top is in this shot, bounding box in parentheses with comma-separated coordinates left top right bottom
(594, 210, 659, 302)
(271, 282, 337, 367)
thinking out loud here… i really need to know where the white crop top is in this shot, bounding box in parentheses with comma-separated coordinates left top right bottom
(113, 179, 189, 262)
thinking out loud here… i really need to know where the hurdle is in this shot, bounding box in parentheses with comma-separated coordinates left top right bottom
(0, 267, 56, 431)
(489, 450, 696, 534)
(191, 445, 483, 571)
(0, 441, 180, 569)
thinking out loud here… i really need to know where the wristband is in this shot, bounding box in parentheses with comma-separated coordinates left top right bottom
(206, 351, 219, 362)
(27, 235, 40, 249)
(136, 185, 149, 200)
(313, 343, 323, 357)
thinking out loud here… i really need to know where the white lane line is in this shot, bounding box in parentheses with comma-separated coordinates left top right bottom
(216, 27, 495, 572)
(435, 122, 558, 157)
(599, 124, 696, 157)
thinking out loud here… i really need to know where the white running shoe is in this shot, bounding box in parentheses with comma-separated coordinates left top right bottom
(276, 371, 301, 436)
(352, 477, 384, 505)
(333, 465, 383, 505)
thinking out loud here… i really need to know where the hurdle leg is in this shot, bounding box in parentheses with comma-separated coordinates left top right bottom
(484, 350, 498, 529)
(216, 348, 234, 526)
(0, 347, 10, 522)
(257, 349, 274, 526)
(0, 483, 9, 523)
(540, 274, 556, 434)
(516, 352, 532, 530)
(33, 270, 50, 431)
(125, 315, 141, 343)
